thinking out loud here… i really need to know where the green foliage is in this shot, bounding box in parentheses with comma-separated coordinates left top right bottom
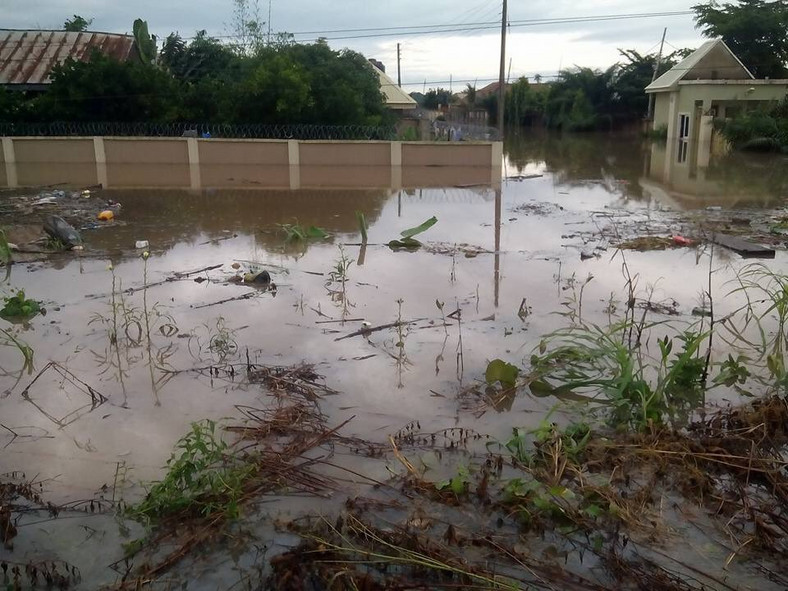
(423, 88, 454, 110)
(133, 19, 158, 65)
(715, 98, 788, 151)
(63, 15, 93, 31)
(21, 34, 389, 127)
(0, 229, 11, 263)
(1, 290, 42, 320)
(504, 77, 547, 127)
(538, 49, 687, 130)
(0, 327, 35, 374)
(435, 465, 470, 496)
(36, 52, 177, 122)
(356, 211, 368, 243)
(388, 216, 438, 250)
(485, 359, 520, 389)
(692, 0, 788, 78)
(279, 222, 330, 242)
(128, 420, 253, 523)
(0, 88, 26, 123)
(646, 124, 669, 140)
(725, 264, 788, 395)
(529, 321, 709, 430)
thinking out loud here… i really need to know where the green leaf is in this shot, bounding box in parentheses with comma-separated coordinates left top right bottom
(388, 237, 422, 251)
(485, 359, 520, 388)
(584, 504, 603, 518)
(305, 226, 329, 239)
(400, 216, 437, 239)
(450, 476, 466, 495)
(355, 211, 368, 243)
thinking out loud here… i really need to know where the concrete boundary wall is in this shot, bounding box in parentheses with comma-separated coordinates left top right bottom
(0, 137, 503, 190)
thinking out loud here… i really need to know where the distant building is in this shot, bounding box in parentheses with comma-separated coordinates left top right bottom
(0, 29, 139, 91)
(646, 38, 788, 164)
(368, 59, 417, 112)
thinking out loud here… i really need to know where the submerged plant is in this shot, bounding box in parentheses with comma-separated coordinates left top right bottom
(278, 221, 330, 243)
(388, 216, 438, 250)
(0, 290, 42, 320)
(723, 264, 788, 395)
(128, 420, 252, 523)
(529, 321, 709, 430)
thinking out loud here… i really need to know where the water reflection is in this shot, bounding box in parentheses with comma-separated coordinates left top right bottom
(645, 141, 788, 208)
(504, 131, 788, 210)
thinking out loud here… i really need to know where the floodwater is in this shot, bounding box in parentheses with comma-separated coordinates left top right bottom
(2, 132, 787, 588)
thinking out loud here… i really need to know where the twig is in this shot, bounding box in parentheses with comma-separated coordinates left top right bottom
(334, 318, 427, 341)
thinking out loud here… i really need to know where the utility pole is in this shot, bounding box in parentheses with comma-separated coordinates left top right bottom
(497, 0, 508, 137)
(647, 28, 667, 120)
(267, 0, 272, 45)
(397, 43, 402, 87)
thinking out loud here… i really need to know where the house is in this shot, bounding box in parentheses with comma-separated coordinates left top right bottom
(368, 60, 417, 112)
(0, 29, 139, 91)
(645, 38, 788, 164)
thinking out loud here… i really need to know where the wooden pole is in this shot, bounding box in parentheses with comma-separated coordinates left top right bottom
(497, 0, 507, 137)
(647, 28, 667, 121)
(397, 43, 402, 87)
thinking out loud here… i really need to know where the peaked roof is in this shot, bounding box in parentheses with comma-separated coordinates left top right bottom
(645, 38, 753, 93)
(369, 62, 417, 110)
(0, 29, 138, 88)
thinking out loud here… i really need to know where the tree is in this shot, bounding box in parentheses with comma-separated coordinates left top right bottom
(692, 0, 788, 78)
(230, 0, 266, 54)
(160, 31, 239, 81)
(464, 84, 477, 108)
(613, 48, 687, 119)
(35, 52, 178, 122)
(133, 19, 158, 65)
(63, 15, 93, 31)
(423, 88, 453, 110)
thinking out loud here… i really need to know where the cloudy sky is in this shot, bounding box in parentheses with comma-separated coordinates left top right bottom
(2, 0, 706, 91)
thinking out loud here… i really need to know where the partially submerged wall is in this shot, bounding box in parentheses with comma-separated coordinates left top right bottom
(0, 137, 503, 190)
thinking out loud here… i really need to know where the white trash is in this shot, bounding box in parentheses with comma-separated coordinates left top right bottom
(135, 240, 149, 249)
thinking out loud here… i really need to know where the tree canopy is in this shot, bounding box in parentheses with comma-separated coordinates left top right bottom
(63, 15, 93, 32)
(18, 32, 390, 127)
(692, 0, 788, 78)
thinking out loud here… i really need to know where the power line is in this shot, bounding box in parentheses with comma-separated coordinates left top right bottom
(3, 11, 695, 49)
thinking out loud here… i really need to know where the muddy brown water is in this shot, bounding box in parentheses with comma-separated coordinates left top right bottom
(1, 133, 787, 588)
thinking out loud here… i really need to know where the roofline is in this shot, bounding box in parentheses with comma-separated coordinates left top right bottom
(645, 38, 754, 92)
(679, 79, 788, 85)
(0, 28, 135, 38)
(719, 38, 755, 79)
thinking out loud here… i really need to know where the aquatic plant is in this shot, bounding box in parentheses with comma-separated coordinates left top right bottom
(0, 290, 41, 320)
(128, 420, 252, 523)
(0, 229, 11, 263)
(722, 263, 788, 395)
(388, 216, 438, 250)
(0, 326, 34, 374)
(278, 221, 330, 242)
(529, 321, 709, 430)
(355, 210, 368, 243)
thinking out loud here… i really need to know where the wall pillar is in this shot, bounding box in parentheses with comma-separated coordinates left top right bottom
(93, 137, 108, 188)
(491, 141, 503, 186)
(288, 140, 300, 190)
(2, 137, 18, 188)
(663, 91, 679, 182)
(186, 137, 201, 190)
(390, 141, 402, 189)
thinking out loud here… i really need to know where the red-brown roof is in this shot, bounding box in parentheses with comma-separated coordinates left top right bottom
(0, 29, 138, 87)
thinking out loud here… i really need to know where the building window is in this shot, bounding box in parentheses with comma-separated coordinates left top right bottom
(678, 113, 690, 139)
(677, 113, 690, 164)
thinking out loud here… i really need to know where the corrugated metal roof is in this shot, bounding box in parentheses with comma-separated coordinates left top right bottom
(0, 29, 137, 86)
(645, 39, 753, 93)
(370, 62, 417, 110)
